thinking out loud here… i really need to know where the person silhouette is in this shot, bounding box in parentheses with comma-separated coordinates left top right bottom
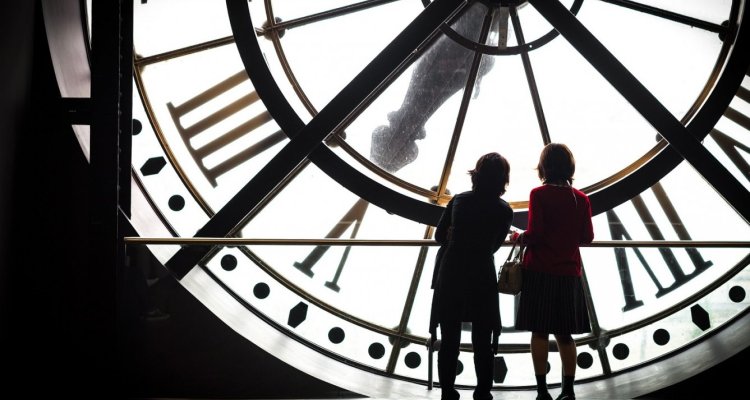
(429, 152, 513, 400)
(513, 143, 594, 400)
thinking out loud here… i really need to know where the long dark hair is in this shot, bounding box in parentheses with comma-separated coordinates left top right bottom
(537, 143, 575, 185)
(469, 152, 510, 196)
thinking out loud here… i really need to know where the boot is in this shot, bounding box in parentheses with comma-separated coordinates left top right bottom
(555, 375, 575, 400)
(535, 374, 552, 400)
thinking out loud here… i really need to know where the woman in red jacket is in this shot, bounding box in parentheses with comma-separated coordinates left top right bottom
(514, 143, 594, 400)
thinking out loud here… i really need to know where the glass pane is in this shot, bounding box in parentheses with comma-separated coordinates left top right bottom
(605, 260, 750, 373)
(625, 0, 732, 24)
(444, 53, 543, 203)
(585, 161, 750, 331)
(138, 45, 287, 210)
(268, 0, 397, 22)
(240, 163, 431, 329)
(131, 81, 211, 237)
(580, 1, 726, 118)
(261, 0, 421, 109)
(133, 0, 233, 58)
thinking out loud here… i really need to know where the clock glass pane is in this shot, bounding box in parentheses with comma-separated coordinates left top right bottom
(249, 0, 728, 204)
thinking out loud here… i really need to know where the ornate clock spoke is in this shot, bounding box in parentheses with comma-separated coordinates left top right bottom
(598, 0, 727, 35)
(259, 0, 402, 36)
(496, 6, 509, 51)
(386, 224, 436, 374)
(164, 0, 465, 278)
(435, 6, 494, 197)
(529, 0, 750, 224)
(136, 36, 235, 67)
(579, 264, 611, 374)
(509, 6, 550, 145)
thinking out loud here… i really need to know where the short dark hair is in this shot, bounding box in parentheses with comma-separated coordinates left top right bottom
(537, 143, 575, 184)
(469, 152, 510, 196)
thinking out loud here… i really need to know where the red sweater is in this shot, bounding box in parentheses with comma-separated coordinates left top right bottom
(521, 185, 594, 276)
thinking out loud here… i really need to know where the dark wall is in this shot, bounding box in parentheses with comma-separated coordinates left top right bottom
(0, 3, 350, 399)
(0, 2, 745, 399)
(2, 1, 106, 396)
(0, 1, 35, 349)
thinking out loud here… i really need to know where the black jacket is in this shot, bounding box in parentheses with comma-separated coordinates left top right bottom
(429, 190, 514, 348)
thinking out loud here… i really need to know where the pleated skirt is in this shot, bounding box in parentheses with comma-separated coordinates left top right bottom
(514, 268, 592, 335)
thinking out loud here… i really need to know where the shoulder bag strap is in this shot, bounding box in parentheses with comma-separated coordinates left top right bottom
(504, 240, 518, 263)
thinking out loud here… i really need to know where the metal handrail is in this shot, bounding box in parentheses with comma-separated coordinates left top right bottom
(124, 237, 750, 248)
(125, 235, 750, 355)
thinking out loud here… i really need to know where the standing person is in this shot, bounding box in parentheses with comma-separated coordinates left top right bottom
(514, 143, 594, 400)
(430, 152, 514, 400)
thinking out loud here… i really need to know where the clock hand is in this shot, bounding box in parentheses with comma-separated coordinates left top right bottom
(528, 0, 750, 224)
(165, 0, 466, 279)
(509, 6, 550, 146)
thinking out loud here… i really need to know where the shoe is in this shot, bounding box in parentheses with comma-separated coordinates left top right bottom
(536, 393, 553, 400)
(473, 393, 493, 400)
(555, 394, 575, 400)
(440, 387, 460, 400)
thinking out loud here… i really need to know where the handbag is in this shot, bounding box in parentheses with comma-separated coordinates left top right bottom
(498, 240, 524, 295)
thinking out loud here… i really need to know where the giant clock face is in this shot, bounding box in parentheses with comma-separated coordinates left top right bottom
(51, 0, 750, 397)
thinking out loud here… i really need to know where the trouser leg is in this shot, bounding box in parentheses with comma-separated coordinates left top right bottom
(439, 321, 461, 400)
(472, 321, 493, 399)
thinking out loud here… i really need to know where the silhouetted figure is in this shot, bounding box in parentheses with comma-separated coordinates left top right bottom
(370, 2, 494, 172)
(430, 152, 514, 400)
(513, 143, 594, 400)
(128, 245, 172, 322)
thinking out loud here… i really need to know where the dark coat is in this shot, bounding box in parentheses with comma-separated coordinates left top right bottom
(429, 190, 514, 348)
